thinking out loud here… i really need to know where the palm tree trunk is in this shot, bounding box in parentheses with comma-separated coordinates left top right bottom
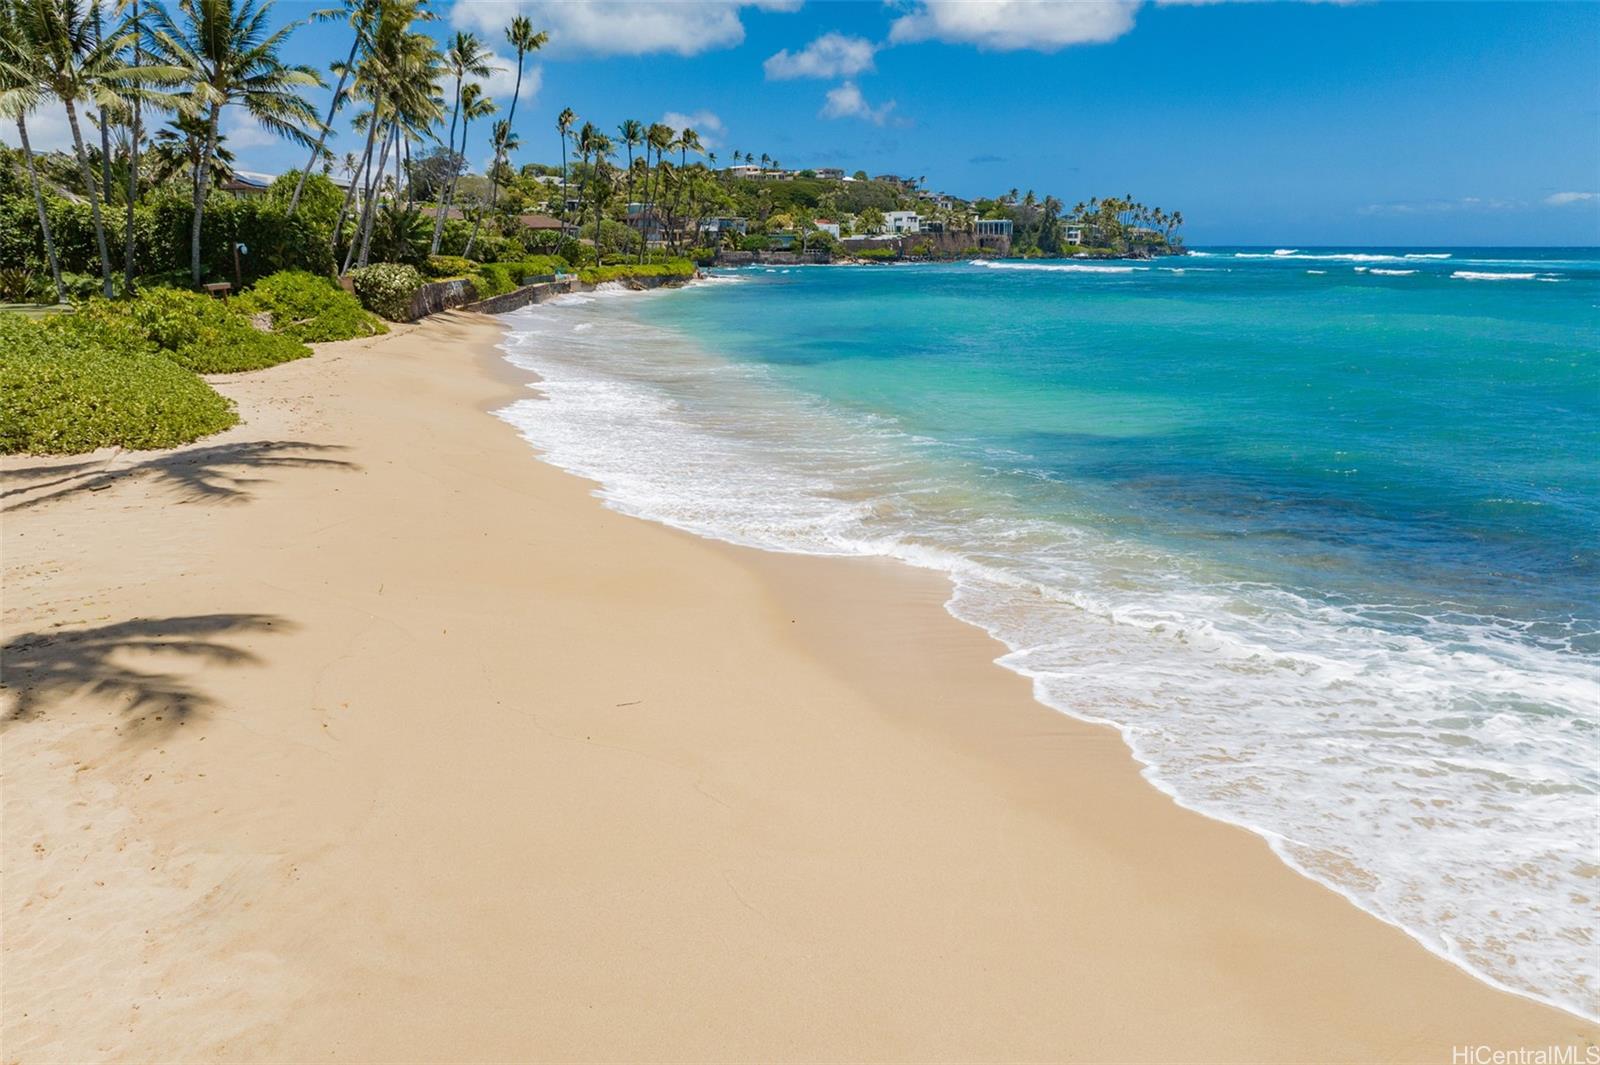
(355, 119, 394, 269)
(592, 170, 602, 261)
(290, 33, 361, 216)
(639, 149, 654, 265)
(559, 134, 568, 237)
(122, 0, 142, 291)
(428, 77, 463, 255)
(96, 110, 114, 215)
(335, 105, 383, 271)
(188, 103, 221, 285)
(62, 99, 115, 297)
(17, 115, 65, 303)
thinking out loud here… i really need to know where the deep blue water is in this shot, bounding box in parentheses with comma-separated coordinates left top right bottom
(497, 247, 1600, 1018)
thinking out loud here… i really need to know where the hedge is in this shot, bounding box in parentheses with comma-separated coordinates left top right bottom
(0, 190, 334, 287)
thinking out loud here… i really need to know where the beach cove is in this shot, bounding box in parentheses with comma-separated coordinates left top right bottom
(3, 306, 1595, 1061)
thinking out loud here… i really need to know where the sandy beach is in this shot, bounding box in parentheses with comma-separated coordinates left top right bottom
(3, 309, 1594, 1063)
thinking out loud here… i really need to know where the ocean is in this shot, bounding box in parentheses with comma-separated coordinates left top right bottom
(495, 248, 1600, 1020)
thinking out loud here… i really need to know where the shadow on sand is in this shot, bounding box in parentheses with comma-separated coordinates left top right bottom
(2, 441, 355, 510)
(1, 614, 292, 735)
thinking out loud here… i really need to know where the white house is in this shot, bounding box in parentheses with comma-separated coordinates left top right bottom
(724, 164, 766, 180)
(882, 210, 921, 235)
(975, 218, 1013, 238)
(813, 219, 841, 239)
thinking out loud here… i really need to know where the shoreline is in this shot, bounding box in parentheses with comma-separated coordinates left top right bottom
(4, 311, 1595, 1060)
(488, 288, 1600, 1028)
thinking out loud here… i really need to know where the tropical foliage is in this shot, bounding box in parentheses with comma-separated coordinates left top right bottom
(0, 311, 237, 453)
(237, 268, 385, 342)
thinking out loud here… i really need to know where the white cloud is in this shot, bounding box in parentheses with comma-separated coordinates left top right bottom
(887, 0, 1138, 52)
(480, 50, 543, 103)
(449, 0, 800, 57)
(1357, 197, 1524, 216)
(221, 109, 281, 150)
(820, 81, 896, 126)
(0, 100, 74, 153)
(1545, 191, 1597, 207)
(660, 110, 726, 148)
(764, 32, 877, 79)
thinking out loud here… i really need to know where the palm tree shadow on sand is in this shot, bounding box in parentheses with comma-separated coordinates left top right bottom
(1, 614, 292, 737)
(2, 441, 356, 510)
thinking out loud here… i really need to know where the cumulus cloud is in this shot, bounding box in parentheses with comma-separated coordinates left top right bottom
(1544, 191, 1597, 207)
(820, 81, 896, 125)
(888, 0, 1138, 51)
(450, 0, 800, 57)
(480, 50, 542, 102)
(764, 32, 877, 79)
(660, 109, 726, 147)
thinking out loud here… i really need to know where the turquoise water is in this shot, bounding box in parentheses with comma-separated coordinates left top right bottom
(496, 248, 1600, 1019)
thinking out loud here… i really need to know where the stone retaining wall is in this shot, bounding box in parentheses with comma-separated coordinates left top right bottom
(408, 278, 479, 321)
(465, 277, 578, 314)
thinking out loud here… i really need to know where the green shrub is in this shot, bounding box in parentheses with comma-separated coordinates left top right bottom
(239, 270, 386, 343)
(423, 254, 475, 279)
(0, 312, 237, 454)
(348, 263, 424, 321)
(0, 266, 41, 302)
(60, 289, 311, 373)
(575, 260, 695, 285)
(521, 254, 569, 277)
(470, 261, 520, 299)
(853, 247, 897, 261)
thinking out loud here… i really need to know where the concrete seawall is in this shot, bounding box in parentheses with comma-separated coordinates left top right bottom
(466, 278, 579, 314)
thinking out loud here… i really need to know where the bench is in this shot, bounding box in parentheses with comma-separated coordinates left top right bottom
(202, 282, 232, 298)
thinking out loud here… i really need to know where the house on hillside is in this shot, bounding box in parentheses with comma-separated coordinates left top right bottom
(882, 210, 921, 235)
(813, 167, 845, 181)
(975, 218, 1013, 239)
(698, 216, 749, 240)
(813, 219, 841, 239)
(724, 164, 767, 180)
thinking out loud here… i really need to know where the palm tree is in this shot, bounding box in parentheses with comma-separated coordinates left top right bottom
(288, 0, 382, 217)
(20, 0, 140, 295)
(352, 11, 441, 266)
(480, 15, 544, 222)
(555, 105, 575, 232)
(617, 117, 641, 211)
(585, 129, 612, 258)
(501, 14, 543, 132)
(148, 0, 321, 284)
(640, 121, 672, 262)
(464, 116, 513, 258)
(148, 110, 235, 191)
(429, 30, 491, 253)
(0, 4, 66, 301)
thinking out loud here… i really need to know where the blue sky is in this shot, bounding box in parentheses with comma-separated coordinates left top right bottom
(11, 0, 1600, 245)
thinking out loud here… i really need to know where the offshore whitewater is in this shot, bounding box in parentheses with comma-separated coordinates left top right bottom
(496, 249, 1600, 1020)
